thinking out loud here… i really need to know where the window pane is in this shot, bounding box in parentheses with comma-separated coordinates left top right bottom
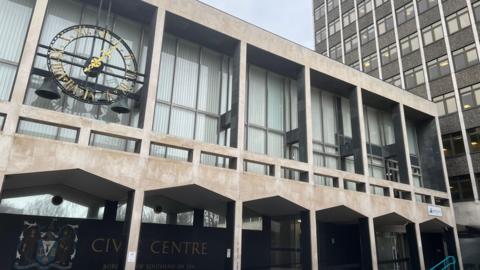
(453, 135, 465, 155)
(322, 92, 337, 145)
(156, 35, 176, 102)
(247, 127, 266, 154)
(198, 49, 222, 114)
(267, 132, 284, 158)
(267, 73, 285, 130)
(172, 40, 200, 108)
(170, 107, 195, 139)
(461, 92, 474, 110)
(248, 66, 266, 126)
(196, 113, 218, 144)
(446, 97, 458, 114)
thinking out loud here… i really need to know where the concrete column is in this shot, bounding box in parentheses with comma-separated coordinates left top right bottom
(414, 223, 426, 270)
(230, 41, 247, 151)
(3, 0, 48, 135)
(392, 104, 412, 185)
(0, 172, 5, 200)
(406, 223, 424, 270)
(297, 66, 313, 165)
(140, 8, 166, 156)
(77, 127, 91, 146)
(123, 189, 145, 270)
(389, 0, 406, 89)
(309, 209, 319, 270)
(232, 201, 243, 270)
(350, 86, 368, 176)
(359, 217, 378, 270)
(371, 0, 383, 79)
(353, 0, 363, 71)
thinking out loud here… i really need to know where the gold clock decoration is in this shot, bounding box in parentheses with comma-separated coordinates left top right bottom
(46, 25, 138, 105)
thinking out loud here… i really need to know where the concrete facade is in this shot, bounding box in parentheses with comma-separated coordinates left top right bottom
(0, 0, 465, 269)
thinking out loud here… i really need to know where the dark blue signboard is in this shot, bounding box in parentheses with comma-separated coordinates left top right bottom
(0, 213, 229, 270)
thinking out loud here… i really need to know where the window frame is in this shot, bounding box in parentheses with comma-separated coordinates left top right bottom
(363, 52, 378, 72)
(330, 43, 343, 61)
(344, 34, 358, 54)
(433, 92, 457, 116)
(380, 43, 398, 65)
(400, 32, 420, 56)
(417, 0, 437, 14)
(396, 2, 415, 25)
(459, 83, 480, 111)
(316, 28, 327, 44)
(329, 18, 341, 36)
(314, 4, 325, 21)
(452, 43, 479, 72)
(327, 0, 339, 11)
(446, 7, 471, 35)
(343, 8, 356, 27)
(427, 55, 450, 80)
(377, 14, 394, 35)
(358, 0, 373, 18)
(385, 74, 402, 88)
(404, 65, 425, 89)
(422, 21, 444, 46)
(360, 24, 375, 44)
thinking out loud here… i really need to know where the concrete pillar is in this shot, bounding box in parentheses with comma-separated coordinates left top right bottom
(406, 223, 424, 270)
(232, 201, 243, 270)
(297, 66, 313, 165)
(300, 211, 312, 270)
(230, 41, 247, 151)
(392, 104, 412, 185)
(359, 217, 378, 270)
(3, 0, 48, 135)
(123, 189, 144, 270)
(414, 223, 426, 270)
(140, 8, 166, 156)
(0, 172, 5, 200)
(309, 210, 319, 270)
(350, 86, 368, 176)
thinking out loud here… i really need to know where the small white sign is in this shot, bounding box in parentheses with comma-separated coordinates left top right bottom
(127, 251, 137, 263)
(427, 205, 443, 217)
(226, 249, 231, 258)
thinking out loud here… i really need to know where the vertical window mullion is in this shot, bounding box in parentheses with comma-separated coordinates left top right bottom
(166, 38, 180, 135)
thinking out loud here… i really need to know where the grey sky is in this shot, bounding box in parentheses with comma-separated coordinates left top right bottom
(198, 0, 315, 49)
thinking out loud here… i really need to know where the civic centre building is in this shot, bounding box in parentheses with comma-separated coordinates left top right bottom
(312, 0, 480, 268)
(0, 0, 465, 269)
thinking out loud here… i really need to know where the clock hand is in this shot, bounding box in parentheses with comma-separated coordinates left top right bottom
(83, 42, 119, 73)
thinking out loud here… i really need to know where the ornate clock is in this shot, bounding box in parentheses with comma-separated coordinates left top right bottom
(46, 25, 138, 105)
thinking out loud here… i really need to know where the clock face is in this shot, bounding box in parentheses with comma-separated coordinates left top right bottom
(46, 25, 138, 105)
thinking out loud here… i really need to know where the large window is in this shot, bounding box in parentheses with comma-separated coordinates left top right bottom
(329, 18, 341, 35)
(400, 33, 420, 56)
(404, 66, 425, 89)
(375, 0, 388, 7)
(364, 106, 396, 180)
(245, 65, 298, 159)
(360, 24, 375, 44)
(327, 0, 339, 11)
(407, 121, 423, 187)
(422, 21, 444, 46)
(330, 43, 343, 61)
(468, 127, 480, 153)
(385, 74, 402, 88)
(343, 8, 356, 27)
(0, 0, 35, 101)
(474, 1, 480, 22)
(316, 28, 327, 44)
(417, 0, 437, 14)
(459, 83, 480, 110)
(452, 44, 479, 71)
(311, 87, 353, 171)
(446, 8, 471, 35)
(427, 55, 450, 80)
(314, 4, 325, 20)
(377, 14, 394, 35)
(450, 175, 474, 202)
(153, 34, 232, 148)
(442, 132, 465, 157)
(24, 0, 150, 127)
(396, 2, 415, 25)
(363, 53, 378, 72)
(433, 92, 457, 116)
(380, 43, 398, 65)
(358, 0, 373, 17)
(344, 34, 358, 54)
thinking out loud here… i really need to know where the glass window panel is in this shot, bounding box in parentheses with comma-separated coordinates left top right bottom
(311, 88, 323, 141)
(248, 66, 266, 126)
(383, 113, 395, 145)
(198, 48, 222, 114)
(170, 107, 195, 139)
(267, 132, 284, 158)
(341, 97, 352, 137)
(152, 103, 170, 134)
(367, 108, 381, 145)
(322, 91, 337, 145)
(267, 73, 285, 130)
(172, 40, 200, 108)
(0, 62, 16, 101)
(247, 127, 266, 154)
(196, 114, 218, 144)
(461, 92, 475, 110)
(446, 97, 458, 113)
(157, 35, 176, 102)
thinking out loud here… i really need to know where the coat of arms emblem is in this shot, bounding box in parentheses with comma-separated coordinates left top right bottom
(14, 219, 78, 269)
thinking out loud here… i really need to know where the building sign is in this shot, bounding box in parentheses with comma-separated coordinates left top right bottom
(0, 214, 229, 270)
(47, 25, 139, 105)
(427, 205, 443, 217)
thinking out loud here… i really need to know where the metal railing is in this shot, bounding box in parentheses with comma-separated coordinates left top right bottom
(430, 256, 456, 270)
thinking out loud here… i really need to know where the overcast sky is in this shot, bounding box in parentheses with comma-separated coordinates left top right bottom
(198, 0, 315, 49)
